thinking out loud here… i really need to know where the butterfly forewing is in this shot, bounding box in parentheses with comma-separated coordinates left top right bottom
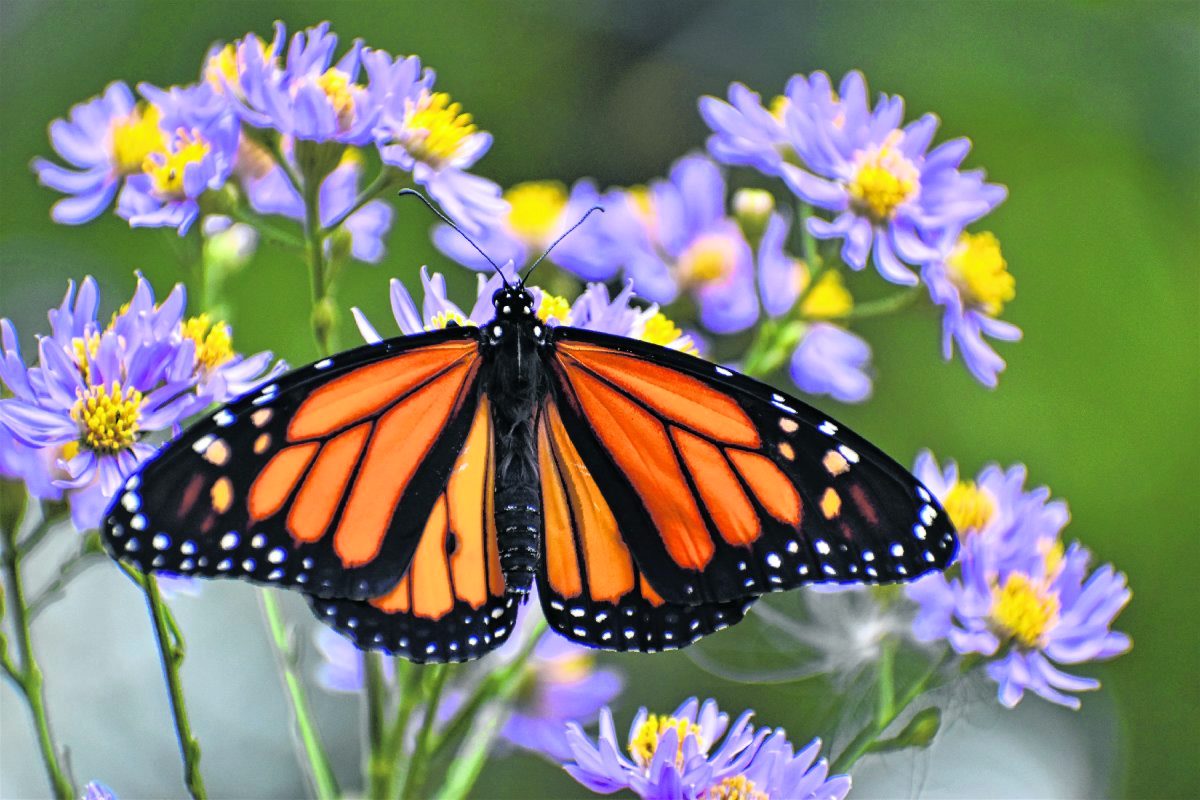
(543, 328, 957, 607)
(103, 328, 484, 601)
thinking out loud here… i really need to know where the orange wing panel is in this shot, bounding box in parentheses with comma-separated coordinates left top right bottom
(287, 423, 369, 543)
(409, 496, 455, 619)
(728, 450, 802, 527)
(248, 443, 319, 521)
(563, 364, 715, 571)
(558, 344, 760, 448)
(288, 341, 476, 440)
(538, 416, 585, 599)
(671, 427, 761, 547)
(447, 399, 493, 609)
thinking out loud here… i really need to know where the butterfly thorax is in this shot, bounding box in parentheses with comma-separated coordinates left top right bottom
(482, 285, 547, 594)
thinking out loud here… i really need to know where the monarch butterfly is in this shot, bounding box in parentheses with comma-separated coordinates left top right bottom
(102, 212, 957, 664)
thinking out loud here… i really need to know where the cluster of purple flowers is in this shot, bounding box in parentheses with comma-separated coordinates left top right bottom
(0, 275, 281, 531)
(905, 452, 1131, 709)
(32, 22, 505, 251)
(563, 697, 850, 800)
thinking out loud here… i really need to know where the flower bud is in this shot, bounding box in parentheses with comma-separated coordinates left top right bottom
(733, 188, 775, 240)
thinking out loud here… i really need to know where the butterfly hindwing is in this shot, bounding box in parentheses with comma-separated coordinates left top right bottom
(308, 397, 520, 663)
(543, 328, 958, 606)
(536, 400, 756, 653)
(103, 327, 484, 601)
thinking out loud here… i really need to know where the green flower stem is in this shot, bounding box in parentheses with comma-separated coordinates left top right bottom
(0, 510, 75, 799)
(434, 619, 548, 800)
(378, 661, 424, 799)
(844, 289, 920, 320)
(29, 537, 103, 620)
(364, 652, 392, 799)
(796, 200, 822, 271)
(830, 646, 952, 774)
(303, 169, 335, 355)
(259, 590, 341, 800)
(139, 571, 207, 799)
(226, 205, 306, 250)
(399, 665, 453, 800)
(320, 168, 405, 236)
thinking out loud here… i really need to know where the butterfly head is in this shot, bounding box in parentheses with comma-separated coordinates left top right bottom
(492, 285, 536, 321)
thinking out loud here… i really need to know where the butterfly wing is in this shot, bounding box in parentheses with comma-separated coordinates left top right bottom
(308, 396, 520, 663)
(536, 398, 756, 653)
(541, 327, 957, 609)
(103, 328, 484, 601)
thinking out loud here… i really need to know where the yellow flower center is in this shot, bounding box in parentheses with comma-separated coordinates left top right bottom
(847, 131, 919, 222)
(708, 775, 769, 800)
(426, 310, 467, 330)
(181, 314, 234, 371)
(769, 94, 789, 120)
(71, 333, 101, 383)
(946, 231, 1014, 316)
(628, 714, 705, 769)
(991, 573, 1060, 649)
(537, 294, 572, 325)
(640, 312, 699, 356)
(677, 233, 738, 287)
(943, 480, 995, 533)
(400, 91, 478, 168)
(505, 181, 568, 247)
(111, 104, 165, 175)
(144, 133, 210, 197)
(316, 68, 360, 129)
(544, 652, 593, 684)
(800, 270, 853, 319)
(71, 381, 143, 456)
(205, 36, 271, 93)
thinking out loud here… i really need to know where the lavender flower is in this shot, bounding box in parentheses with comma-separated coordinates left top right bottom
(789, 323, 872, 403)
(83, 782, 117, 800)
(0, 275, 279, 530)
(433, 179, 621, 280)
(707, 730, 850, 800)
(313, 626, 394, 693)
(922, 230, 1021, 387)
(115, 82, 240, 235)
(906, 452, 1131, 709)
(31, 82, 163, 225)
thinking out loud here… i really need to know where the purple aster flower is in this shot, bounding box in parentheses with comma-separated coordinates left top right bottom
(83, 782, 117, 800)
(31, 82, 164, 225)
(760, 71, 1007, 285)
(232, 22, 380, 145)
(243, 148, 394, 264)
(789, 323, 872, 403)
(369, 50, 503, 234)
(0, 276, 280, 531)
(921, 230, 1021, 387)
(610, 155, 761, 334)
(312, 626, 394, 693)
(0, 423, 63, 502)
(433, 179, 621, 281)
(707, 730, 850, 800)
(906, 453, 1131, 709)
(115, 82, 240, 235)
(562, 697, 769, 799)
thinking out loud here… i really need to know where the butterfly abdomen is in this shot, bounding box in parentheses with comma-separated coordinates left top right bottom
(484, 321, 545, 594)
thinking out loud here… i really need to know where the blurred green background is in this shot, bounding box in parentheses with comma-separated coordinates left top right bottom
(1, 1, 1196, 798)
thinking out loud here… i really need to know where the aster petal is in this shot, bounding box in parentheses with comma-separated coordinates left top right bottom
(780, 164, 847, 209)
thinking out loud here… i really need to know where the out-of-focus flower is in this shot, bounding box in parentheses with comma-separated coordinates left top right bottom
(115, 83, 240, 235)
(83, 782, 117, 800)
(32, 82, 163, 225)
(433, 179, 620, 281)
(789, 323, 872, 403)
(312, 626, 394, 693)
(0, 276, 280, 531)
(907, 452, 1132, 709)
(0, 424, 63, 502)
(370, 52, 503, 234)
(244, 149, 394, 264)
(562, 698, 844, 800)
(233, 22, 379, 145)
(569, 283, 702, 356)
(922, 230, 1021, 387)
(609, 155, 763, 334)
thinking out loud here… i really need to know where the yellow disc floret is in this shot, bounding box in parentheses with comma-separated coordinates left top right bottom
(72, 381, 143, 455)
(943, 480, 995, 533)
(847, 130, 919, 222)
(640, 312, 699, 356)
(144, 133, 210, 197)
(708, 775, 769, 800)
(677, 233, 738, 287)
(316, 68, 360, 129)
(400, 91, 478, 168)
(426, 310, 467, 330)
(991, 573, 1060, 649)
(505, 181, 568, 247)
(946, 231, 1014, 316)
(181, 314, 234, 371)
(537, 293, 572, 325)
(71, 333, 101, 384)
(111, 104, 165, 175)
(628, 714, 705, 769)
(800, 271, 853, 319)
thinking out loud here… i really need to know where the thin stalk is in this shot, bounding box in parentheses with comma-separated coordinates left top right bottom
(320, 168, 401, 235)
(141, 573, 207, 799)
(226, 206, 306, 250)
(844, 289, 920, 320)
(0, 516, 74, 799)
(260, 590, 340, 800)
(399, 665, 452, 800)
(303, 169, 333, 355)
(29, 548, 101, 620)
(364, 652, 392, 799)
(379, 662, 423, 799)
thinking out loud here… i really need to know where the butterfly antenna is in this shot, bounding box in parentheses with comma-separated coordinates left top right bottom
(397, 189, 508, 286)
(522, 205, 605, 283)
